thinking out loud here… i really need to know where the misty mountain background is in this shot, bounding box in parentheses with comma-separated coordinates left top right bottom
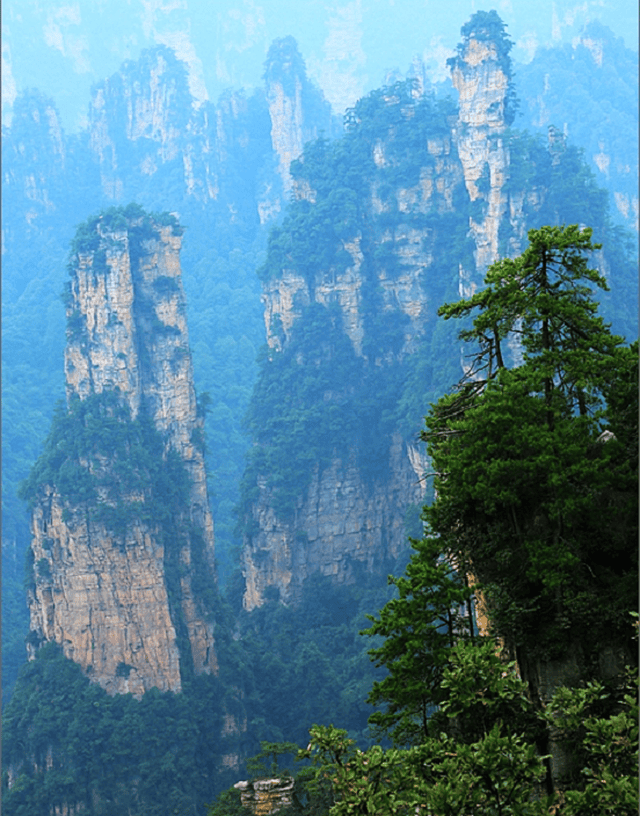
(2, 0, 638, 704)
(3, 0, 638, 132)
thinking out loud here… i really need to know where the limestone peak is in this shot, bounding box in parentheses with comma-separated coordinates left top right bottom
(25, 206, 217, 696)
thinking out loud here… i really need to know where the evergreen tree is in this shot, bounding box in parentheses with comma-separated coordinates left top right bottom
(425, 224, 637, 665)
(362, 536, 475, 744)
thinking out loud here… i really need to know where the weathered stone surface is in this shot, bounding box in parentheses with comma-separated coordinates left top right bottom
(451, 35, 510, 283)
(234, 778, 295, 816)
(28, 214, 217, 695)
(264, 38, 335, 196)
(243, 435, 427, 610)
(241, 27, 546, 611)
(89, 48, 188, 200)
(29, 490, 182, 696)
(244, 89, 465, 610)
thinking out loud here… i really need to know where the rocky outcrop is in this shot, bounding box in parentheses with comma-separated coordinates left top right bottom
(89, 46, 191, 200)
(26, 210, 217, 696)
(28, 495, 183, 696)
(241, 96, 465, 609)
(86, 39, 334, 220)
(243, 436, 426, 609)
(449, 20, 511, 285)
(242, 15, 580, 611)
(264, 36, 336, 196)
(234, 778, 295, 816)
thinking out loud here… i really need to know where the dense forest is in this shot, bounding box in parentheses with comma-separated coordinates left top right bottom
(2, 10, 638, 816)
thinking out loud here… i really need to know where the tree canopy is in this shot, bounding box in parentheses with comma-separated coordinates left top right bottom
(362, 535, 475, 745)
(425, 224, 637, 665)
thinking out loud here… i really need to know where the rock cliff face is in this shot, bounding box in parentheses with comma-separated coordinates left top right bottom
(234, 777, 295, 816)
(241, 92, 471, 608)
(89, 47, 192, 201)
(2, 91, 67, 222)
(263, 36, 336, 197)
(26, 209, 217, 696)
(240, 18, 549, 610)
(86, 39, 334, 220)
(450, 34, 509, 282)
(243, 436, 426, 609)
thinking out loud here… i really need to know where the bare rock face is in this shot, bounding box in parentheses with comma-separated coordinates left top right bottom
(243, 436, 426, 610)
(263, 36, 335, 196)
(28, 492, 183, 696)
(26, 209, 217, 696)
(449, 20, 512, 285)
(89, 46, 192, 200)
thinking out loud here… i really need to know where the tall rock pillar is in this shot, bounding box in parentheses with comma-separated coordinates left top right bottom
(25, 207, 217, 696)
(263, 36, 335, 196)
(449, 11, 515, 291)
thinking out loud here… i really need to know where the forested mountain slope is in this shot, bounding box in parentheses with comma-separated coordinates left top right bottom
(514, 20, 638, 232)
(1, 10, 637, 815)
(237, 11, 637, 611)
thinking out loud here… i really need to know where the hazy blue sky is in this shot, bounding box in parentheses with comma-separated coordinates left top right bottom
(2, 0, 638, 130)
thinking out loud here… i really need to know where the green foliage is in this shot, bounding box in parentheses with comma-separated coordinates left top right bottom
(18, 390, 190, 535)
(547, 673, 639, 814)
(35, 558, 51, 579)
(514, 21, 638, 234)
(503, 132, 610, 242)
(245, 740, 299, 779)
(152, 274, 180, 297)
(263, 36, 309, 96)
(205, 786, 253, 816)
(1, 644, 243, 816)
(301, 643, 553, 816)
(300, 644, 638, 815)
(425, 225, 638, 660)
(438, 641, 542, 745)
(237, 574, 398, 750)
(259, 87, 461, 284)
(69, 214, 101, 255)
(362, 536, 475, 744)
(151, 209, 184, 236)
(239, 302, 404, 522)
(68, 206, 183, 286)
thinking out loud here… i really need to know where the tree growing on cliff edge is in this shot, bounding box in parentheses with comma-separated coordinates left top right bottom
(361, 226, 637, 750)
(424, 224, 638, 669)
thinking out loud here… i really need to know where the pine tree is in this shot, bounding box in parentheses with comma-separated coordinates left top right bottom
(425, 224, 637, 665)
(362, 536, 475, 744)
